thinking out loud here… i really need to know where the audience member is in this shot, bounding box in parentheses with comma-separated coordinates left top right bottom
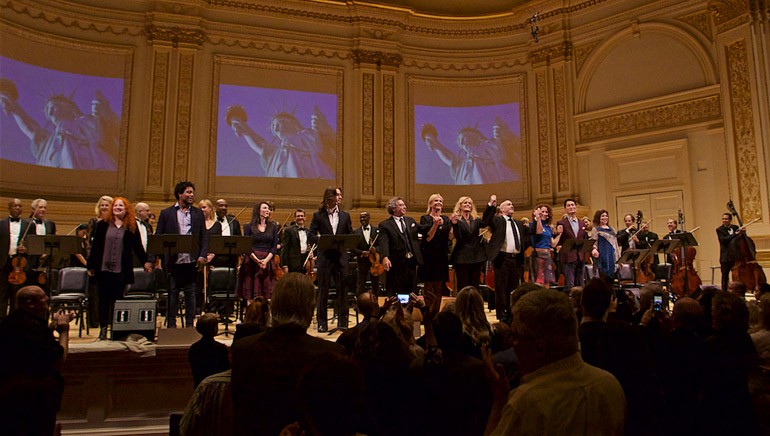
(486, 289, 626, 435)
(454, 286, 492, 359)
(0, 286, 74, 436)
(188, 313, 230, 388)
(233, 297, 270, 342)
(489, 322, 521, 389)
(231, 273, 343, 436)
(728, 280, 748, 299)
(179, 370, 233, 436)
(337, 291, 381, 353)
(750, 293, 770, 434)
(568, 286, 583, 322)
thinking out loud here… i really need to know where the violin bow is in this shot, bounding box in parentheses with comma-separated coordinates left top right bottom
(227, 206, 248, 228)
(629, 217, 654, 240)
(368, 233, 380, 251)
(303, 244, 317, 268)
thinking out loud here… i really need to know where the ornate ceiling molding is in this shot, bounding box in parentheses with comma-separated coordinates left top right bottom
(0, 0, 142, 36)
(351, 49, 402, 67)
(676, 10, 714, 41)
(708, 0, 750, 32)
(144, 24, 206, 48)
(528, 41, 572, 66)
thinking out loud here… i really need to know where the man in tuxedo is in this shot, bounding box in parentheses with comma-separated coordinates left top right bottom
(352, 211, 380, 295)
(281, 209, 315, 273)
(616, 214, 636, 253)
(215, 198, 242, 237)
(0, 199, 30, 317)
(717, 212, 742, 291)
(132, 203, 153, 267)
(377, 197, 423, 296)
(555, 198, 587, 290)
(482, 194, 528, 323)
(26, 198, 56, 288)
(308, 187, 353, 332)
(154, 181, 209, 328)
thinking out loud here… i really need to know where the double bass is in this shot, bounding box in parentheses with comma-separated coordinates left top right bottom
(726, 200, 767, 290)
(670, 210, 703, 297)
(631, 211, 655, 284)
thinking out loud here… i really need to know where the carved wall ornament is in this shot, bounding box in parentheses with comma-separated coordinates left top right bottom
(536, 71, 552, 195)
(383, 74, 396, 196)
(144, 24, 206, 48)
(173, 53, 195, 183)
(351, 49, 402, 68)
(401, 58, 528, 71)
(677, 10, 714, 41)
(578, 95, 722, 141)
(573, 41, 600, 75)
(554, 68, 569, 192)
(726, 39, 762, 222)
(148, 51, 170, 187)
(0, 0, 143, 36)
(708, 0, 750, 32)
(362, 73, 375, 196)
(528, 41, 572, 66)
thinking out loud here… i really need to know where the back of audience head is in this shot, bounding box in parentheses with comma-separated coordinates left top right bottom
(195, 313, 219, 338)
(756, 282, 770, 301)
(671, 297, 703, 332)
(382, 307, 415, 346)
(509, 282, 543, 314)
(728, 280, 748, 298)
(433, 311, 464, 352)
(356, 292, 379, 319)
(296, 353, 367, 436)
(511, 289, 578, 374)
(581, 278, 612, 319)
(271, 272, 315, 328)
(455, 286, 491, 347)
(490, 322, 514, 354)
(711, 290, 749, 335)
(15, 285, 48, 318)
(353, 320, 411, 368)
(759, 293, 770, 331)
(244, 297, 270, 327)
(639, 282, 663, 313)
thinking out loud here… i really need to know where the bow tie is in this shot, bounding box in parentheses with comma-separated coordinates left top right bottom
(363, 226, 369, 231)
(9, 218, 20, 223)
(33, 219, 42, 224)
(297, 227, 305, 231)
(217, 217, 225, 222)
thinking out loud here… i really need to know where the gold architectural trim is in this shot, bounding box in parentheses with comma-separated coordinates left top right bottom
(352, 49, 402, 68)
(536, 71, 551, 195)
(148, 51, 170, 187)
(726, 40, 762, 222)
(677, 10, 714, 41)
(0, 0, 143, 36)
(573, 41, 600, 75)
(383, 74, 396, 196)
(529, 41, 572, 66)
(362, 73, 375, 196)
(708, 0, 750, 32)
(144, 25, 206, 48)
(577, 95, 722, 141)
(554, 68, 569, 192)
(173, 53, 194, 184)
(400, 57, 528, 71)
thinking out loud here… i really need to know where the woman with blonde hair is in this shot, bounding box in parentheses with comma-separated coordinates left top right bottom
(449, 197, 486, 291)
(87, 197, 152, 340)
(418, 194, 452, 297)
(455, 286, 491, 358)
(87, 195, 114, 242)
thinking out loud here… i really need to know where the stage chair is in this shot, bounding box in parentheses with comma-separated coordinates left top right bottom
(124, 268, 156, 300)
(49, 267, 89, 337)
(207, 267, 240, 322)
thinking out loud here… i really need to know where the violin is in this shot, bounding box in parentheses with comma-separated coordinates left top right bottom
(304, 244, 317, 282)
(368, 248, 385, 277)
(273, 253, 284, 280)
(727, 200, 767, 290)
(8, 256, 27, 285)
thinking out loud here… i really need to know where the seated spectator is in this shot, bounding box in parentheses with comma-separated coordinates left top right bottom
(231, 273, 343, 436)
(233, 297, 269, 342)
(188, 313, 230, 388)
(455, 286, 492, 359)
(750, 293, 770, 434)
(486, 289, 626, 435)
(179, 370, 233, 436)
(0, 286, 74, 436)
(701, 290, 760, 435)
(728, 280, 748, 299)
(568, 286, 583, 322)
(337, 291, 382, 354)
(489, 322, 521, 389)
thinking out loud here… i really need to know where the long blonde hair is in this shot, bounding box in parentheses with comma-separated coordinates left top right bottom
(426, 193, 444, 214)
(198, 199, 215, 221)
(453, 196, 479, 220)
(94, 195, 114, 218)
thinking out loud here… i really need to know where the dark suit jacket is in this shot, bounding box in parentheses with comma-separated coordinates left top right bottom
(377, 216, 424, 265)
(481, 205, 528, 265)
(351, 225, 379, 260)
(0, 218, 30, 267)
(87, 220, 147, 285)
(717, 224, 741, 263)
(450, 217, 486, 264)
(219, 215, 242, 236)
(280, 225, 315, 271)
(555, 216, 588, 263)
(153, 204, 208, 264)
(308, 208, 353, 268)
(231, 323, 344, 436)
(30, 219, 56, 236)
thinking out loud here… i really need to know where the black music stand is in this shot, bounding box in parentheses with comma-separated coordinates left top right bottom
(650, 239, 681, 291)
(560, 238, 594, 284)
(668, 232, 699, 293)
(26, 235, 80, 295)
(207, 235, 252, 337)
(147, 235, 194, 328)
(617, 249, 651, 286)
(318, 234, 361, 334)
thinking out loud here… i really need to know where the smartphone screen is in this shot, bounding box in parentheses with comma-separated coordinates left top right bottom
(653, 294, 663, 312)
(397, 293, 410, 305)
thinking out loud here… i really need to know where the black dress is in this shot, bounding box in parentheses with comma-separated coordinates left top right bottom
(418, 214, 451, 282)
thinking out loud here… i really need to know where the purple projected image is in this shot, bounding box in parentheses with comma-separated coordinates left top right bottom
(216, 85, 337, 179)
(0, 56, 123, 171)
(415, 103, 521, 185)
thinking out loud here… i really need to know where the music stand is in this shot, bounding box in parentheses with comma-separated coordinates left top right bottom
(26, 235, 80, 295)
(617, 249, 651, 286)
(560, 238, 594, 256)
(207, 236, 252, 337)
(318, 234, 361, 334)
(668, 232, 699, 293)
(147, 235, 194, 329)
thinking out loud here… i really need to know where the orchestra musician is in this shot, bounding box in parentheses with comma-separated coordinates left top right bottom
(308, 187, 353, 332)
(26, 198, 56, 287)
(616, 214, 636, 253)
(215, 198, 242, 237)
(377, 197, 423, 297)
(133, 202, 152, 265)
(482, 194, 528, 323)
(555, 199, 587, 290)
(351, 212, 380, 295)
(281, 209, 315, 274)
(717, 212, 742, 291)
(663, 218, 683, 264)
(419, 194, 451, 297)
(449, 196, 486, 291)
(0, 199, 29, 318)
(237, 202, 279, 304)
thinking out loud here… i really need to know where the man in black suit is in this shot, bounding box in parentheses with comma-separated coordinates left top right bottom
(0, 199, 30, 317)
(231, 273, 343, 436)
(308, 187, 353, 332)
(378, 197, 423, 296)
(351, 211, 380, 295)
(554, 198, 587, 290)
(154, 181, 209, 328)
(214, 198, 242, 237)
(281, 209, 315, 273)
(27, 198, 56, 288)
(482, 194, 528, 323)
(717, 212, 742, 291)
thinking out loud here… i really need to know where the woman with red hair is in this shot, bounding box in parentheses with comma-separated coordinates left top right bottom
(87, 197, 153, 340)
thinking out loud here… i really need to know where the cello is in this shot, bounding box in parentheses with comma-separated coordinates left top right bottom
(630, 212, 655, 284)
(670, 210, 703, 297)
(726, 200, 767, 290)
